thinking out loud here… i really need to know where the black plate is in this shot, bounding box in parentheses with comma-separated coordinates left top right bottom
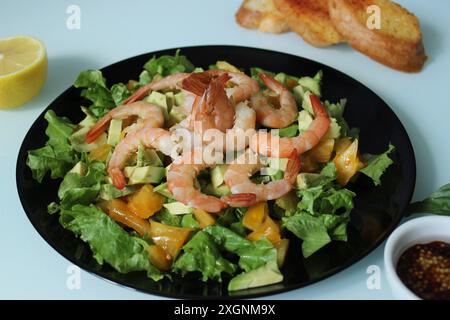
(16, 45, 416, 299)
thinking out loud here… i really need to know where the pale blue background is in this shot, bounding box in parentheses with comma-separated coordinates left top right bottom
(1, 0, 449, 300)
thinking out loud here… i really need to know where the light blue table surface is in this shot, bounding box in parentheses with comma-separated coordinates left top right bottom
(1, 0, 449, 300)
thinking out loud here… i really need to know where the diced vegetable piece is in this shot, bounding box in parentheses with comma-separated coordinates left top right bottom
(275, 239, 290, 267)
(69, 161, 87, 175)
(275, 191, 299, 211)
(89, 143, 111, 162)
(127, 185, 164, 219)
(203, 183, 231, 197)
(335, 137, 352, 154)
(307, 138, 335, 163)
(107, 119, 122, 146)
(149, 221, 192, 258)
(228, 261, 283, 291)
(99, 184, 136, 201)
(333, 139, 365, 186)
(247, 215, 281, 245)
(163, 202, 193, 215)
(323, 118, 341, 140)
(123, 166, 166, 185)
(216, 60, 242, 73)
(174, 92, 185, 106)
(243, 202, 268, 231)
(269, 158, 289, 171)
(146, 91, 169, 121)
(193, 209, 216, 229)
(147, 245, 171, 271)
(105, 199, 152, 237)
(154, 182, 175, 199)
(211, 164, 228, 188)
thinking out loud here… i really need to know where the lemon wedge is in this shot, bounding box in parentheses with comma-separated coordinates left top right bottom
(0, 36, 47, 108)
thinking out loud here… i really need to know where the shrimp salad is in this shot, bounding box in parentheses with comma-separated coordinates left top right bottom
(26, 51, 396, 291)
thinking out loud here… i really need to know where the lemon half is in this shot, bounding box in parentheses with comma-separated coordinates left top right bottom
(0, 36, 47, 109)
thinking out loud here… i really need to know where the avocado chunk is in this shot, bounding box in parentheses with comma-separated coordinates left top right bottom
(146, 91, 169, 121)
(70, 126, 107, 153)
(174, 92, 185, 106)
(99, 184, 136, 201)
(203, 183, 231, 197)
(123, 166, 165, 185)
(163, 202, 193, 215)
(298, 110, 313, 132)
(323, 117, 341, 139)
(153, 182, 175, 200)
(137, 145, 163, 167)
(107, 119, 122, 146)
(211, 164, 228, 188)
(69, 161, 87, 176)
(293, 85, 307, 104)
(269, 158, 289, 171)
(168, 106, 187, 126)
(165, 92, 175, 109)
(301, 91, 314, 115)
(275, 191, 299, 210)
(228, 261, 283, 291)
(298, 76, 321, 97)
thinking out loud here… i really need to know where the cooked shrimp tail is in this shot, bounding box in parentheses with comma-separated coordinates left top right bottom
(284, 149, 302, 183)
(109, 168, 127, 190)
(221, 193, 257, 208)
(259, 72, 283, 93)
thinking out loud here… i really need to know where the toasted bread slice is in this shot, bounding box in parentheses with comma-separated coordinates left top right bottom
(328, 0, 427, 72)
(236, 0, 290, 33)
(273, 0, 345, 47)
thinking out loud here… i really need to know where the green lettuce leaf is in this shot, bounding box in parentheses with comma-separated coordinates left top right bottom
(286, 161, 354, 257)
(408, 183, 450, 216)
(144, 49, 194, 79)
(57, 161, 106, 209)
(359, 144, 395, 186)
(110, 83, 131, 106)
(27, 110, 79, 182)
(282, 212, 331, 258)
(74, 70, 130, 117)
(324, 100, 359, 138)
(204, 225, 277, 272)
(173, 231, 237, 282)
(60, 204, 163, 281)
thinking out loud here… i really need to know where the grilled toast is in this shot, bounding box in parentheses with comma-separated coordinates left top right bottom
(236, 0, 290, 33)
(274, 0, 345, 47)
(328, 0, 427, 72)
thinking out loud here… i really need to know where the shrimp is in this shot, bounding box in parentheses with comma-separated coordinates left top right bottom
(249, 93, 331, 157)
(108, 127, 178, 189)
(124, 72, 196, 115)
(205, 69, 260, 103)
(167, 149, 255, 213)
(85, 101, 164, 144)
(185, 73, 235, 133)
(172, 101, 256, 155)
(221, 149, 301, 207)
(250, 73, 298, 128)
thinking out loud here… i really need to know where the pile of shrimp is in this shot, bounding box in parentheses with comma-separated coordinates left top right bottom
(86, 68, 331, 213)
